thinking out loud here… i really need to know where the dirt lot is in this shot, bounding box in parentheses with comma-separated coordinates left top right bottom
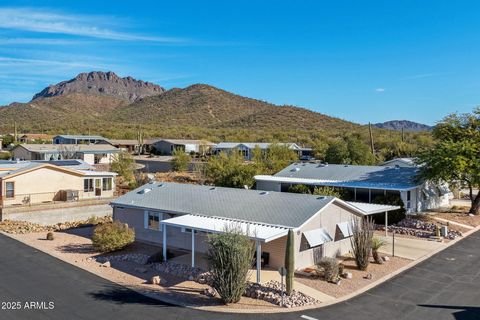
(430, 210, 480, 228)
(5, 227, 279, 311)
(296, 256, 411, 298)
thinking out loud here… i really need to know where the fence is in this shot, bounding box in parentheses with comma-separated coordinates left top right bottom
(0, 190, 103, 208)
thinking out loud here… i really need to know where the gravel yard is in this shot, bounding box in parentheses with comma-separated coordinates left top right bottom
(296, 256, 411, 298)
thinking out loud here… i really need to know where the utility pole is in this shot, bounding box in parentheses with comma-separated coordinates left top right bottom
(401, 127, 405, 142)
(368, 122, 375, 155)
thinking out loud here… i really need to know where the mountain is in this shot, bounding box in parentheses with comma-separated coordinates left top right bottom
(0, 71, 388, 142)
(373, 120, 432, 132)
(32, 71, 165, 102)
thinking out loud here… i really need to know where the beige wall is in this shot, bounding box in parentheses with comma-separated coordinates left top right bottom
(113, 201, 362, 271)
(1, 167, 114, 206)
(12, 147, 34, 160)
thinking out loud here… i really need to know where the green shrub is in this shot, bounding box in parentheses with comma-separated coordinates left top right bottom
(371, 237, 386, 264)
(206, 225, 255, 304)
(316, 257, 340, 282)
(46, 232, 54, 241)
(92, 221, 135, 253)
(172, 148, 191, 172)
(288, 184, 311, 194)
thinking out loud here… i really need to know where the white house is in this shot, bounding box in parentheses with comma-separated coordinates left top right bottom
(12, 144, 120, 165)
(212, 142, 309, 160)
(255, 163, 452, 213)
(152, 139, 214, 155)
(381, 158, 417, 168)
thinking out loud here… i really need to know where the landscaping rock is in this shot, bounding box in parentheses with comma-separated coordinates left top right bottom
(342, 272, 353, 279)
(203, 288, 216, 297)
(382, 256, 390, 262)
(150, 276, 161, 285)
(100, 261, 111, 268)
(244, 281, 318, 308)
(364, 273, 373, 280)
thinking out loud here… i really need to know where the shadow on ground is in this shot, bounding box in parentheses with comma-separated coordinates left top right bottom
(89, 285, 171, 306)
(418, 304, 480, 320)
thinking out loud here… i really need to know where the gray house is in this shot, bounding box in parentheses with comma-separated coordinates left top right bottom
(212, 142, 311, 161)
(53, 135, 108, 145)
(152, 139, 214, 155)
(111, 182, 398, 282)
(255, 163, 452, 213)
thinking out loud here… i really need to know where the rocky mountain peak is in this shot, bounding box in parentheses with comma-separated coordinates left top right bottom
(32, 71, 165, 102)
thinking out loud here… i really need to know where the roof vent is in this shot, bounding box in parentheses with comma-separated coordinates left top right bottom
(395, 165, 400, 169)
(158, 183, 165, 187)
(244, 185, 249, 190)
(291, 167, 301, 172)
(317, 196, 326, 200)
(344, 164, 349, 167)
(210, 187, 217, 190)
(260, 191, 269, 195)
(138, 188, 152, 194)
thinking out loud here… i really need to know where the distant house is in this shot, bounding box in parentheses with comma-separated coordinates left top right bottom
(111, 182, 398, 280)
(381, 158, 417, 168)
(53, 135, 108, 145)
(212, 142, 309, 160)
(0, 161, 116, 209)
(152, 139, 214, 155)
(255, 163, 452, 213)
(12, 144, 120, 165)
(103, 138, 161, 154)
(18, 134, 53, 144)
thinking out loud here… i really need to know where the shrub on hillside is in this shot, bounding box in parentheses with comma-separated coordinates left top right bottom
(92, 221, 135, 253)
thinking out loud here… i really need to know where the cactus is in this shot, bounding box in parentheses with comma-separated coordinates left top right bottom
(285, 229, 295, 295)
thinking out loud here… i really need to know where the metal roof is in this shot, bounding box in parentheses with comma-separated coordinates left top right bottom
(15, 144, 119, 153)
(53, 135, 106, 140)
(303, 228, 333, 247)
(0, 161, 113, 178)
(262, 162, 421, 190)
(381, 158, 417, 167)
(160, 214, 289, 243)
(214, 142, 300, 150)
(158, 139, 214, 146)
(111, 182, 336, 229)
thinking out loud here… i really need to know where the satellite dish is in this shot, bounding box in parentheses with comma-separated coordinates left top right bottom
(147, 174, 155, 182)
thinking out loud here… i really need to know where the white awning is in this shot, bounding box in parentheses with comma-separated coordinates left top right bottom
(344, 201, 400, 215)
(303, 228, 333, 247)
(337, 221, 353, 238)
(160, 214, 289, 243)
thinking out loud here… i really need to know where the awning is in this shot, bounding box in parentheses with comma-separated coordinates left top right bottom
(337, 221, 353, 238)
(303, 228, 333, 247)
(344, 201, 400, 215)
(160, 214, 289, 243)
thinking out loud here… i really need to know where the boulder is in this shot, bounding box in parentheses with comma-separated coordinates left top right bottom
(364, 273, 373, 280)
(100, 261, 111, 268)
(382, 256, 390, 262)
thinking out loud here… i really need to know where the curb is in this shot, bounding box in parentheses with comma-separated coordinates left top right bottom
(2, 225, 479, 314)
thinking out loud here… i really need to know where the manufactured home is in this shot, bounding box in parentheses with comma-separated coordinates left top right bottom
(111, 182, 398, 282)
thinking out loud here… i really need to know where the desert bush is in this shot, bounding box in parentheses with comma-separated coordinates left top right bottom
(46, 232, 54, 241)
(316, 257, 340, 282)
(371, 237, 386, 264)
(206, 225, 255, 304)
(92, 221, 135, 253)
(172, 148, 191, 172)
(350, 217, 375, 270)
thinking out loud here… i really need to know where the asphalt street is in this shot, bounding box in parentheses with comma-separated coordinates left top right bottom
(0, 231, 479, 320)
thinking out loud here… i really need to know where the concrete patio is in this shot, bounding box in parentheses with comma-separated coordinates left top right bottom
(378, 235, 447, 260)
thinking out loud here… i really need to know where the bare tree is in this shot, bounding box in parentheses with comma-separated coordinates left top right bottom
(56, 145, 79, 160)
(350, 216, 374, 271)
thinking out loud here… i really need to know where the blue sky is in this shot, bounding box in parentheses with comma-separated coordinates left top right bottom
(0, 1, 478, 125)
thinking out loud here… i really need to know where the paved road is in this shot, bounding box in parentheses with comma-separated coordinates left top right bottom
(0, 232, 479, 320)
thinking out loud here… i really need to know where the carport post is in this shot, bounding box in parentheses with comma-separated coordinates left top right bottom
(385, 211, 388, 237)
(368, 189, 372, 203)
(256, 241, 261, 283)
(191, 229, 195, 268)
(162, 224, 167, 262)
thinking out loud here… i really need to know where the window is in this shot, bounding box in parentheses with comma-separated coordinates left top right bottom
(407, 191, 411, 201)
(147, 212, 160, 230)
(5, 182, 14, 198)
(84, 179, 94, 192)
(102, 178, 112, 191)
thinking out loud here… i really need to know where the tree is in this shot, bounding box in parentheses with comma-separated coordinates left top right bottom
(56, 144, 79, 160)
(350, 216, 374, 271)
(171, 148, 191, 172)
(313, 186, 348, 199)
(285, 229, 295, 295)
(205, 152, 257, 188)
(252, 143, 298, 174)
(111, 151, 136, 185)
(287, 184, 311, 194)
(206, 225, 255, 304)
(325, 135, 376, 165)
(418, 108, 480, 214)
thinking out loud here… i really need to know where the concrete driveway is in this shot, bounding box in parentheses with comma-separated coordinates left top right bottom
(379, 236, 447, 260)
(1, 231, 479, 320)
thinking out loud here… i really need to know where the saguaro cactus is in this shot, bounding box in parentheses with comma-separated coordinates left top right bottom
(285, 229, 295, 295)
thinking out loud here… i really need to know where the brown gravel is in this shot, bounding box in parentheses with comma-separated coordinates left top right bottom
(430, 211, 480, 227)
(296, 256, 411, 298)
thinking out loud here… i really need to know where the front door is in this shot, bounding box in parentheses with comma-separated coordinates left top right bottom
(95, 179, 102, 197)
